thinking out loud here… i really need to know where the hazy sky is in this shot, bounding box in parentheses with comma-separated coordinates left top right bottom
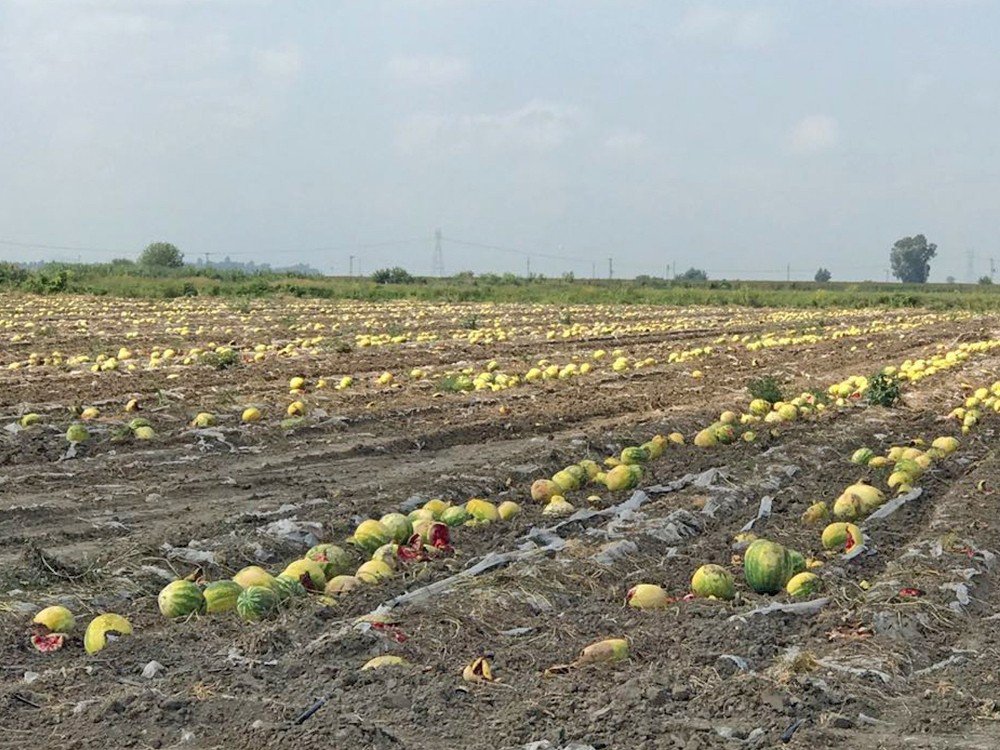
(2, 0, 998, 281)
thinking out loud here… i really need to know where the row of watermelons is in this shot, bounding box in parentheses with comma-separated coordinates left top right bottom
(156, 497, 521, 622)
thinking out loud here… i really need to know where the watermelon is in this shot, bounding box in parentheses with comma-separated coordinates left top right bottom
(157, 580, 204, 618)
(821, 522, 862, 551)
(350, 519, 391, 554)
(530, 479, 560, 502)
(931, 436, 959, 455)
(440, 506, 469, 526)
(690, 564, 735, 600)
(604, 464, 641, 492)
(465, 498, 499, 522)
(84, 613, 132, 654)
(379, 513, 413, 544)
(832, 492, 864, 521)
(31, 633, 66, 652)
(281, 558, 326, 590)
(31, 605, 75, 652)
(274, 574, 307, 601)
(232, 565, 277, 590)
(305, 544, 353, 579)
(203, 581, 242, 614)
(324, 575, 361, 595)
(834, 482, 885, 519)
(497, 501, 521, 520)
(551, 469, 581, 492)
(620, 446, 651, 465)
(371, 544, 401, 567)
(709, 422, 736, 444)
(422, 499, 450, 518)
(356, 559, 393, 584)
(801, 501, 829, 525)
(786, 549, 806, 576)
(894, 458, 923, 479)
(236, 585, 278, 622)
(786, 572, 821, 598)
(851, 448, 874, 465)
(407, 508, 435, 524)
(743, 539, 801, 595)
(32, 605, 75, 634)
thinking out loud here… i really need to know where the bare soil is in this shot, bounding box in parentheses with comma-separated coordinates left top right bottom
(1, 298, 999, 750)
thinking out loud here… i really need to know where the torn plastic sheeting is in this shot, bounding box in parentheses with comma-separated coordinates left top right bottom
(842, 540, 869, 561)
(257, 517, 323, 548)
(700, 485, 742, 517)
(641, 509, 704, 544)
(728, 597, 829, 622)
(740, 495, 773, 532)
(814, 657, 893, 685)
(161, 545, 217, 565)
(940, 582, 971, 610)
(717, 654, 751, 672)
(865, 487, 923, 524)
(399, 495, 428, 512)
(646, 468, 726, 495)
(590, 539, 639, 565)
(912, 653, 967, 677)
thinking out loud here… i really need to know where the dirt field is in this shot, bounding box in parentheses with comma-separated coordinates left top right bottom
(2, 295, 999, 749)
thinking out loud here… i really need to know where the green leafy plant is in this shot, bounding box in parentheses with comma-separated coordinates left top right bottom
(438, 374, 474, 393)
(865, 373, 901, 407)
(747, 375, 785, 404)
(199, 350, 240, 370)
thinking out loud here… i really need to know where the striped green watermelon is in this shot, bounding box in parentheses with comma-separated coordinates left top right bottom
(158, 580, 204, 618)
(305, 544, 354, 578)
(274, 574, 307, 601)
(743, 539, 802, 595)
(440, 506, 469, 527)
(203, 581, 242, 614)
(236, 585, 279, 622)
(620, 446, 651, 465)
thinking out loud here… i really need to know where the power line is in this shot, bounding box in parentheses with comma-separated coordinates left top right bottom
(0, 238, 132, 254)
(443, 235, 582, 264)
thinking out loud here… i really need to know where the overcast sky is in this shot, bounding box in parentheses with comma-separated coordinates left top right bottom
(1, 0, 998, 281)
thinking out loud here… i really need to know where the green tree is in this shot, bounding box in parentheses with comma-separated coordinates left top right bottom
(139, 242, 184, 268)
(676, 267, 708, 281)
(979, 276, 994, 285)
(814, 267, 832, 283)
(371, 266, 414, 284)
(889, 234, 936, 283)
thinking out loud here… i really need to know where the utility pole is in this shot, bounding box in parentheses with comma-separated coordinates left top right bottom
(203, 252, 212, 267)
(432, 228, 444, 277)
(526, 256, 531, 278)
(608, 257, 613, 280)
(991, 256, 996, 281)
(349, 255, 355, 278)
(786, 263, 791, 282)
(591, 261, 596, 279)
